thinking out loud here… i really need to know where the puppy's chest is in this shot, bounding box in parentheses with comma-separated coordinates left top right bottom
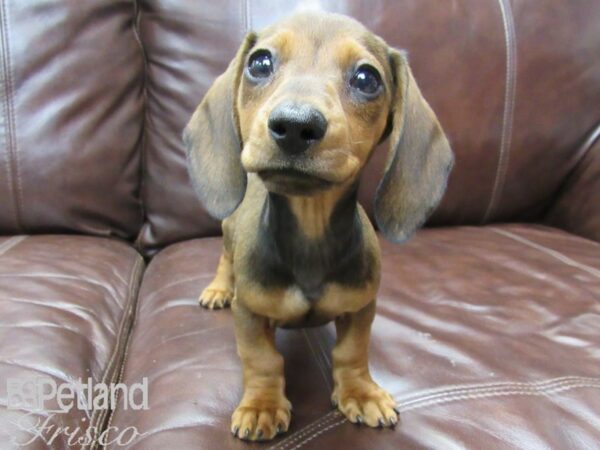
(252, 233, 366, 301)
(248, 195, 373, 303)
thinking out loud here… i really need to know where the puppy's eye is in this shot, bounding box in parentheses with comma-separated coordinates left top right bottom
(350, 65, 382, 97)
(247, 50, 274, 79)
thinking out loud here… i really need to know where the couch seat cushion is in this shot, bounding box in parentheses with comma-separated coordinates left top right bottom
(107, 224, 600, 449)
(0, 235, 144, 449)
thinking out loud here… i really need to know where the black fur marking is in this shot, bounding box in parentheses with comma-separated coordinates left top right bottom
(249, 185, 374, 302)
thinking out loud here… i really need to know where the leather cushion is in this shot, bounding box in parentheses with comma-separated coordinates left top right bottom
(546, 139, 600, 242)
(135, 0, 600, 252)
(107, 225, 600, 449)
(0, 235, 144, 448)
(0, 0, 144, 239)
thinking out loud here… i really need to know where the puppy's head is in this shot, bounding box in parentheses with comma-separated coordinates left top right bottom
(184, 12, 453, 243)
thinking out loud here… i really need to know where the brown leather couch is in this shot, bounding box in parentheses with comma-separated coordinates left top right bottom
(1, 1, 599, 449)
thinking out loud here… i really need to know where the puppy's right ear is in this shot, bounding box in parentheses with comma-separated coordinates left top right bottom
(183, 33, 257, 220)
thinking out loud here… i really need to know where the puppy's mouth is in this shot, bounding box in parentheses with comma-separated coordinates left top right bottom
(241, 140, 362, 194)
(258, 168, 333, 195)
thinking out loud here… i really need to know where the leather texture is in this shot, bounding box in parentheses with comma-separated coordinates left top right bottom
(0, 235, 144, 449)
(0, 1, 599, 449)
(1, 0, 598, 246)
(134, 0, 243, 252)
(135, 0, 600, 251)
(0, 0, 144, 239)
(107, 226, 600, 449)
(545, 137, 600, 242)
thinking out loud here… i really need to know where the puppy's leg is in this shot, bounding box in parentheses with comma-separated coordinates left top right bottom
(231, 301, 291, 441)
(331, 301, 399, 427)
(199, 251, 234, 309)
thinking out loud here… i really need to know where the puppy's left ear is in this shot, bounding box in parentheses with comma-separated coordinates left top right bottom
(374, 50, 454, 243)
(183, 32, 257, 220)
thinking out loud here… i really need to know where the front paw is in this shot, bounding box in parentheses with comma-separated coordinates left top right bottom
(332, 378, 399, 428)
(199, 286, 233, 309)
(231, 393, 292, 441)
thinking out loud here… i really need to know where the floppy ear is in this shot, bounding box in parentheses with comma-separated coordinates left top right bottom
(374, 50, 454, 243)
(183, 33, 257, 220)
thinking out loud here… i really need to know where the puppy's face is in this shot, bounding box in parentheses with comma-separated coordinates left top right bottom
(238, 14, 392, 195)
(185, 12, 453, 243)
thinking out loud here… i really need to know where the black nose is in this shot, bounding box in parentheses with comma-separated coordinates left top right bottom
(268, 103, 327, 155)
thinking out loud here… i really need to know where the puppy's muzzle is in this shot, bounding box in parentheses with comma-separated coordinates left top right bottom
(268, 102, 328, 155)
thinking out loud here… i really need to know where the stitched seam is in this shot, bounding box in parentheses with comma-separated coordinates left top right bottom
(0, 0, 22, 231)
(4, 1, 23, 229)
(269, 412, 340, 450)
(88, 255, 144, 450)
(91, 255, 144, 450)
(288, 419, 347, 450)
(482, 0, 517, 223)
(0, 235, 26, 256)
(132, 0, 149, 251)
(83, 255, 144, 450)
(396, 375, 600, 403)
(302, 329, 332, 391)
(399, 377, 600, 408)
(277, 414, 340, 450)
(288, 378, 600, 449)
(0, 0, 14, 226)
(490, 227, 600, 279)
(103, 255, 146, 445)
(400, 382, 600, 412)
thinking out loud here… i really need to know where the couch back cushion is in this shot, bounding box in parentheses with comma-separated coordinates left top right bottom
(137, 0, 600, 252)
(0, 0, 144, 239)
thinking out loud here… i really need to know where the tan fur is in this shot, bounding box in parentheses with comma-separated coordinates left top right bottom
(184, 12, 453, 442)
(230, 300, 291, 440)
(199, 252, 234, 309)
(238, 17, 390, 189)
(331, 301, 398, 427)
(286, 183, 349, 239)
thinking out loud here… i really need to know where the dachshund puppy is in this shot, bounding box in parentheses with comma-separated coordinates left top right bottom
(184, 12, 453, 442)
